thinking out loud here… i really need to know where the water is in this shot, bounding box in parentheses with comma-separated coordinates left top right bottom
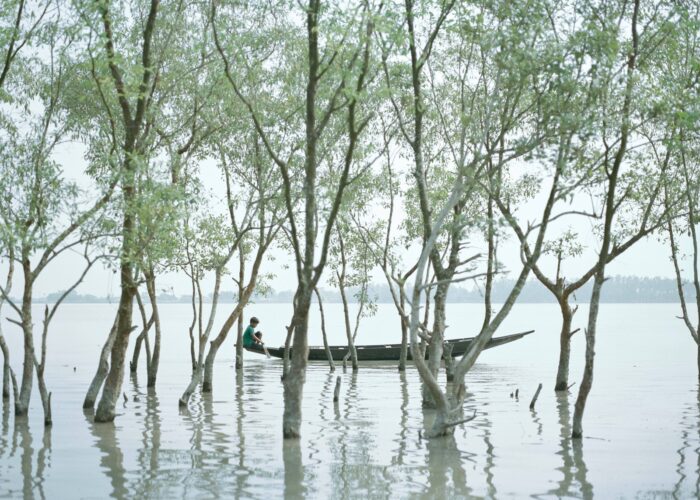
(0, 303, 699, 498)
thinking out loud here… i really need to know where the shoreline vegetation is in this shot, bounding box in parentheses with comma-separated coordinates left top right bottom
(31, 276, 697, 305)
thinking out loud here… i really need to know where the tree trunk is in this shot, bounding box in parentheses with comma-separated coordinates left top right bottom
(145, 274, 161, 388)
(94, 275, 136, 422)
(84, 315, 120, 409)
(179, 314, 210, 407)
(202, 300, 246, 392)
(16, 260, 34, 417)
(282, 293, 311, 438)
(187, 274, 198, 372)
(235, 314, 244, 370)
(338, 275, 358, 371)
(0, 336, 9, 401)
(203, 256, 262, 392)
(554, 295, 574, 392)
(0, 260, 12, 402)
(179, 271, 224, 405)
(443, 342, 454, 382)
(422, 282, 447, 408)
(35, 367, 51, 426)
(235, 255, 245, 371)
(130, 330, 145, 374)
(179, 360, 204, 407)
(130, 293, 154, 374)
(398, 290, 408, 371)
(314, 287, 335, 371)
(572, 273, 603, 438)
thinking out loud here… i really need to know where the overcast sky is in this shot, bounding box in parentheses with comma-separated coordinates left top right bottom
(1, 136, 690, 298)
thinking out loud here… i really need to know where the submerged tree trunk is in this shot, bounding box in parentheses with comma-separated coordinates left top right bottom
(202, 256, 263, 393)
(443, 342, 454, 382)
(202, 306, 241, 392)
(282, 294, 312, 439)
(145, 273, 161, 388)
(554, 295, 574, 392)
(94, 272, 137, 422)
(84, 315, 120, 409)
(0, 336, 9, 401)
(0, 260, 13, 402)
(572, 273, 603, 438)
(179, 272, 223, 406)
(338, 276, 358, 371)
(130, 293, 154, 374)
(34, 364, 51, 426)
(235, 255, 245, 371)
(16, 259, 35, 417)
(187, 272, 198, 372)
(398, 288, 408, 371)
(422, 282, 448, 408)
(314, 287, 335, 371)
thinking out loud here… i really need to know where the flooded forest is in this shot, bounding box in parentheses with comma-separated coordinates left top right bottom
(1, 0, 700, 497)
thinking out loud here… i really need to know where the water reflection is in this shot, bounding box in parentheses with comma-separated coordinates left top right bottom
(547, 392, 592, 499)
(36, 426, 51, 500)
(5, 358, 700, 498)
(394, 371, 409, 466)
(549, 393, 575, 497)
(87, 412, 127, 499)
(673, 387, 700, 498)
(178, 383, 238, 496)
(481, 419, 497, 497)
(421, 409, 470, 498)
(572, 440, 593, 499)
(1, 397, 9, 447)
(283, 438, 305, 498)
(234, 369, 249, 499)
(134, 387, 162, 497)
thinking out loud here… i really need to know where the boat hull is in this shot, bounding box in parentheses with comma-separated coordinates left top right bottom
(244, 330, 533, 361)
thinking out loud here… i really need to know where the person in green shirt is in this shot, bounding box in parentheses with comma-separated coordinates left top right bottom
(242, 317, 263, 348)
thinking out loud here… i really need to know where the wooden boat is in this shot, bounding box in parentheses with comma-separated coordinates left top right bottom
(243, 330, 533, 361)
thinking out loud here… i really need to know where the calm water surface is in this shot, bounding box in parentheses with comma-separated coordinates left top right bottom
(0, 302, 699, 498)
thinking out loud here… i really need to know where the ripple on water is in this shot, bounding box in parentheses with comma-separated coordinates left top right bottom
(1, 302, 699, 498)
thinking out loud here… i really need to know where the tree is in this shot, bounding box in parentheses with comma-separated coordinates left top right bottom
(76, 0, 209, 421)
(0, 12, 114, 421)
(350, 116, 419, 371)
(660, 2, 700, 380)
(213, 0, 378, 438)
(569, 0, 681, 439)
(393, 0, 572, 435)
(328, 220, 377, 371)
(178, 133, 283, 406)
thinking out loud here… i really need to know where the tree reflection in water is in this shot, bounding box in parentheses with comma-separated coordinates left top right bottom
(546, 392, 592, 498)
(234, 369, 248, 499)
(0, 398, 9, 455)
(673, 386, 700, 498)
(419, 398, 471, 498)
(134, 384, 162, 497)
(87, 410, 127, 499)
(283, 437, 305, 498)
(0, 408, 50, 499)
(479, 414, 497, 497)
(6, 362, 700, 497)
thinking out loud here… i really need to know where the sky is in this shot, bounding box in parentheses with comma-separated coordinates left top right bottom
(1, 134, 691, 299)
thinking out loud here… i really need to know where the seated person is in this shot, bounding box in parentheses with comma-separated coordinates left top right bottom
(242, 317, 263, 347)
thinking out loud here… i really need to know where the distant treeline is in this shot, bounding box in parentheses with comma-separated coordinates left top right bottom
(30, 276, 695, 304)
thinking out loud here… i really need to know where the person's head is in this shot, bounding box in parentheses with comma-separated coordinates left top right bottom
(250, 317, 259, 327)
